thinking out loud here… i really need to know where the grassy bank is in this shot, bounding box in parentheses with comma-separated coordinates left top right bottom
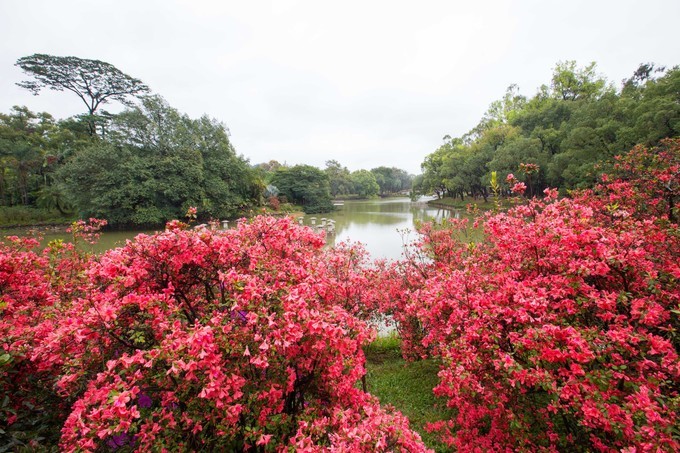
(364, 334, 452, 452)
(0, 206, 74, 228)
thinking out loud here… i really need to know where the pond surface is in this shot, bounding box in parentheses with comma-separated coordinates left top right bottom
(7, 198, 461, 260)
(307, 197, 461, 260)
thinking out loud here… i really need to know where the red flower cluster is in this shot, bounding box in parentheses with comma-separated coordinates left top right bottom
(2, 217, 427, 451)
(381, 140, 680, 451)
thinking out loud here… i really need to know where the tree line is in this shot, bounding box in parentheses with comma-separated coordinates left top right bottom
(255, 160, 413, 214)
(415, 61, 680, 200)
(0, 99, 260, 226)
(2, 54, 413, 225)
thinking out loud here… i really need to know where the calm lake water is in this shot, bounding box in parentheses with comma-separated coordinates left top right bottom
(8, 198, 461, 260)
(312, 197, 460, 260)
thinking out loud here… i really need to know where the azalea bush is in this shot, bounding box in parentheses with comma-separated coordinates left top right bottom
(0, 235, 64, 449)
(384, 140, 680, 451)
(0, 219, 105, 450)
(1, 216, 427, 452)
(594, 137, 679, 222)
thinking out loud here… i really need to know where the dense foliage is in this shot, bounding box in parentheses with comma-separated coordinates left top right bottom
(321, 161, 412, 199)
(0, 101, 261, 227)
(0, 107, 87, 214)
(417, 62, 680, 200)
(382, 139, 680, 451)
(369, 167, 413, 196)
(270, 165, 335, 214)
(58, 96, 261, 226)
(4, 55, 263, 227)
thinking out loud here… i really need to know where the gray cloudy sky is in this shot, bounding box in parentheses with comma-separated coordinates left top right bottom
(1, 0, 678, 174)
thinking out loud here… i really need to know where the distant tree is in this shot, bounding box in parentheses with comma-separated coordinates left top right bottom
(622, 63, 666, 96)
(420, 144, 453, 198)
(324, 160, 353, 197)
(270, 165, 334, 214)
(627, 66, 680, 145)
(549, 61, 611, 102)
(467, 84, 527, 139)
(410, 174, 425, 201)
(15, 54, 150, 135)
(350, 169, 380, 198)
(370, 167, 411, 195)
(255, 160, 284, 174)
(0, 107, 74, 207)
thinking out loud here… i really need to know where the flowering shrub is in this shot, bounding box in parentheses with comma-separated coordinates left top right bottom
(0, 236, 62, 449)
(268, 195, 281, 211)
(0, 221, 104, 449)
(385, 141, 680, 451)
(2, 216, 428, 451)
(590, 137, 680, 222)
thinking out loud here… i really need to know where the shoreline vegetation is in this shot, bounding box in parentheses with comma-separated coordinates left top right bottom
(4, 57, 678, 230)
(0, 206, 75, 229)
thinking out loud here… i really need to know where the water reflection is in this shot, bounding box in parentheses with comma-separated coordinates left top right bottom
(303, 197, 459, 260)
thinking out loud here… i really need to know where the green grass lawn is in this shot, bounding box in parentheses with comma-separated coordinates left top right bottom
(363, 334, 453, 452)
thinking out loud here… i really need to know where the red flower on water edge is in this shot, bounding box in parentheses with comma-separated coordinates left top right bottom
(66, 218, 108, 245)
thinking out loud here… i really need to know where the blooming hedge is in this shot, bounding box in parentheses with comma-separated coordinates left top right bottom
(381, 139, 680, 451)
(1, 217, 427, 452)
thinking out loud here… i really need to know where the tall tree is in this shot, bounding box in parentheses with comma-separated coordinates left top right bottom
(15, 54, 150, 135)
(549, 61, 611, 102)
(59, 96, 260, 225)
(324, 160, 353, 197)
(350, 169, 380, 198)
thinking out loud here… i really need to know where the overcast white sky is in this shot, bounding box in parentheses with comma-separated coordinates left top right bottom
(1, 0, 678, 174)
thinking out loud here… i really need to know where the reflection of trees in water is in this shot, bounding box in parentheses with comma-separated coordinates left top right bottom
(319, 199, 466, 249)
(410, 207, 462, 223)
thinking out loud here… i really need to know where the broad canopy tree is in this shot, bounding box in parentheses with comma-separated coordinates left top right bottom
(324, 160, 353, 197)
(15, 54, 150, 135)
(58, 96, 260, 226)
